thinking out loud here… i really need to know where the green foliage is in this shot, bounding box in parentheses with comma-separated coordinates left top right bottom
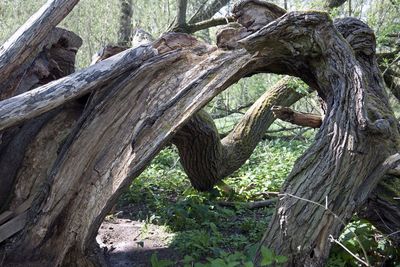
(176, 246, 287, 267)
(327, 220, 400, 266)
(225, 139, 310, 200)
(124, 137, 399, 265)
(122, 138, 309, 262)
(151, 252, 174, 267)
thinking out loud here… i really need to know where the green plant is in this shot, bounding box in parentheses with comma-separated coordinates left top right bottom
(327, 220, 400, 266)
(150, 252, 174, 267)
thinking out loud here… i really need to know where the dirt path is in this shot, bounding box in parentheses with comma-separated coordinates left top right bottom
(97, 216, 178, 267)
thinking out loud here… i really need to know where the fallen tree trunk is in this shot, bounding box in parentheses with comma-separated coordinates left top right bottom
(0, 45, 156, 132)
(0, 32, 254, 266)
(0, 1, 399, 266)
(0, 27, 83, 211)
(0, 0, 80, 99)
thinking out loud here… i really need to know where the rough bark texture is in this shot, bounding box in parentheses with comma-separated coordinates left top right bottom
(240, 11, 400, 266)
(172, 77, 304, 191)
(118, 0, 133, 46)
(1, 1, 399, 266)
(0, 45, 155, 132)
(1, 32, 253, 266)
(0, 27, 82, 211)
(0, 0, 80, 98)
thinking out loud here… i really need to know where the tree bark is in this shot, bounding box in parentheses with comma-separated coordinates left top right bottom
(238, 10, 400, 266)
(1, 1, 399, 266)
(172, 77, 304, 191)
(118, 0, 133, 46)
(0, 0, 80, 99)
(0, 45, 155, 132)
(271, 106, 322, 128)
(0, 31, 253, 266)
(0, 27, 82, 212)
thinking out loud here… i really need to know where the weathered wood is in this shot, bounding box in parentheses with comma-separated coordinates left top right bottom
(0, 212, 27, 244)
(0, 196, 34, 227)
(0, 0, 80, 91)
(0, 27, 83, 211)
(172, 77, 304, 191)
(1, 1, 399, 266)
(2, 33, 252, 266)
(0, 212, 13, 226)
(236, 7, 400, 265)
(0, 45, 156, 132)
(272, 105, 322, 128)
(0, 27, 82, 100)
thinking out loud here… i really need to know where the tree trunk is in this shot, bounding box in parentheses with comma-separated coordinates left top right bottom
(0, 0, 80, 99)
(172, 77, 305, 191)
(118, 0, 133, 46)
(0, 30, 253, 265)
(239, 11, 400, 266)
(1, 1, 399, 266)
(0, 27, 82, 212)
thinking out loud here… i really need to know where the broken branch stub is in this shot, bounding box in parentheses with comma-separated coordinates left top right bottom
(0, 0, 80, 94)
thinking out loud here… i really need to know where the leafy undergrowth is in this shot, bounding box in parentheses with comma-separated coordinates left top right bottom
(120, 138, 399, 266)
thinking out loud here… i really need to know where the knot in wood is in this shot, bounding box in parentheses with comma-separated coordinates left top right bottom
(232, 0, 286, 32)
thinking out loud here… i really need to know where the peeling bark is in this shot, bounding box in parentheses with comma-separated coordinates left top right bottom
(0, 27, 82, 211)
(0, 0, 80, 97)
(0, 1, 399, 266)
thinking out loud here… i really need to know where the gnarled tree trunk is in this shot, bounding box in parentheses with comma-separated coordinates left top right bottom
(240, 10, 400, 266)
(0, 1, 399, 266)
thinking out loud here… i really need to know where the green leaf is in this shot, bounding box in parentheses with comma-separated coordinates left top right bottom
(210, 258, 226, 267)
(260, 247, 274, 266)
(275, 255, 288, 264)
(183, 255, 194, 263)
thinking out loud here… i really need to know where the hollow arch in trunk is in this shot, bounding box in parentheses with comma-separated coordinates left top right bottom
(0, 1, 399, 266)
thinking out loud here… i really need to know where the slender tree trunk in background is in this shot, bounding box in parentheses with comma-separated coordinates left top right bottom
(118, 0, 133, 46)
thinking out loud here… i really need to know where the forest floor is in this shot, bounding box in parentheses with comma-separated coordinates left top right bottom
(97, 215, 176, 267)
(96, 139, 399, 267)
